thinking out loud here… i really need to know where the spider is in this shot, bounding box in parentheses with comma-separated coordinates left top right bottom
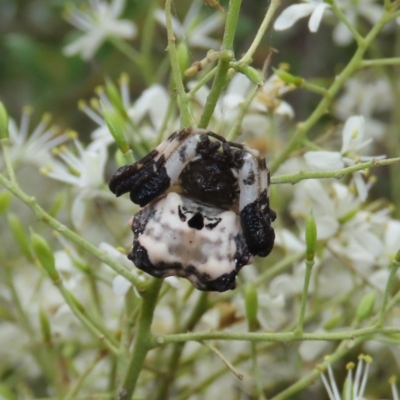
(109, 127, 276, 292)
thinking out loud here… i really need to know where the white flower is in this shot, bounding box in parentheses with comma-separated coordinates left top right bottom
(304, 116, 385, 201)
(155, 2, 223, 49)
(43, 139, 109, 229)
(64, 0, 137, 60)
(4, 108, 71, 169)
(274, 0, 331, 33)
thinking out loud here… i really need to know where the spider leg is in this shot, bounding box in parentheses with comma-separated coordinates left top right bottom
(238, 149, 275, 257)
(109, 128, 210, 207)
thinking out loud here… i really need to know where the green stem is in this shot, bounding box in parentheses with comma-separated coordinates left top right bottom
(239, 0, 281, 64)
(331, 0, 364, 45)
(198, 61, 231, 128)
(1, 140, 18, 186)
(0, 173, 145, 290)
(377, 258, 400, 326)
(295, 259, 314, 334)
(153, 292, 209, 400)
(270, 12, 392, 174)
(226, 85, 259, 141)
(156, 324, 400, 344)
(271, 157, 400, 185)
(301, 80, 329, 97)
(116, 279, 163, 400)
(198, 0, 242, 128)
(251, 342, 266, 400)
(187, 67, 218, 99)
(140, 0, 157, 77)
(165, 0, 193, 128)
(360, 57, 400, 67)
(116, 290, 140, 386)
(57, 284, 119, 355)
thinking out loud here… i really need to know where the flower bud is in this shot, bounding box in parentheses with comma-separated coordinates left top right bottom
(244, 283, 258, 331)
(103, 109, 129, 153)
(0, 101, 9, 140)
(0, 191, 12, 214)
(305, 213, 317, 261)
(239, 66, 263, 85)
(48, 192, 65, 217)
(356, 292, 376, 322)
(105, 79, 126, 117)
(39, 308, 52, 345)
(8, 213, 32, 260)
(31, 233, 59, 281)
(273, 68, 303, 86)
(177, 42, 190, 75)
(323, 313, 342, 330)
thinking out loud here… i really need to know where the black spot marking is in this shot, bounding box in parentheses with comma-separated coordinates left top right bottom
(243, 169, 255, 185)
(176, 128, 193, 141)
(205, 218, 222, 230)
(178, 206, 186, 221)
(179, 144, 188, 162)
(188, 213, 204, 230)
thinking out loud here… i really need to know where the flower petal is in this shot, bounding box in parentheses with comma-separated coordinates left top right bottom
(304, 151, 344, 171)
(274, 3, 316, 31)
(308, 3, 329, 32)
(341, 115, 365, 153)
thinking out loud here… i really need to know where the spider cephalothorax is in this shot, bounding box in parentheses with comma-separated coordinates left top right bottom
(109, 128, 276, 292)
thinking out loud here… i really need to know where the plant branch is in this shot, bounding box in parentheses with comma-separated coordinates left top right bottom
(295, 259, 314, 334)
(116, 278, 163, 400)
(271, 157, 400, 185)
(239, 0, 281, 64)
(198, 0, 242, 128)
(165, 0, 193, 128)
(157, 325, 400, 345)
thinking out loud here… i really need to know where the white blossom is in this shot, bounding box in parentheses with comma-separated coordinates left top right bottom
(64, 0, 137, 60)
(274, 0, 331, 33)
(4, 108, 71, 169)
(304, 115, 385, 201)
(43, 139, 109, 229)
